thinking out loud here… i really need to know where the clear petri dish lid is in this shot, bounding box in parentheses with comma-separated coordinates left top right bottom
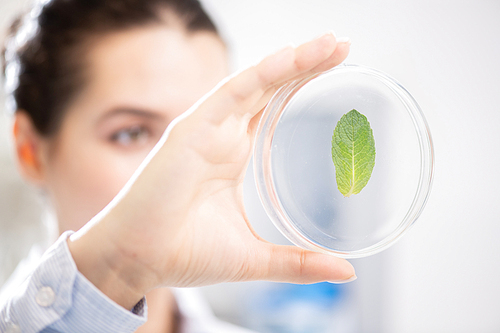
(254, 64, 434, 258)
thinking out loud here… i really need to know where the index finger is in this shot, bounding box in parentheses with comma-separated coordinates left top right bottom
(201, 32, 348, 124)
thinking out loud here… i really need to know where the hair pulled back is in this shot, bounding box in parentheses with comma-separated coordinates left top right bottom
(1, 0, 219, 136)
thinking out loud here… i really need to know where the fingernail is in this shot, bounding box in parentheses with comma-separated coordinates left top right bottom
(336, 37, 351, 45)
(327, 30, 337, 38)
(328, 275, 357, 284)
(314, 30, 336, 40)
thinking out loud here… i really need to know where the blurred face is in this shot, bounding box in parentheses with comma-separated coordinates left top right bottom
(40, 24, 228, 232)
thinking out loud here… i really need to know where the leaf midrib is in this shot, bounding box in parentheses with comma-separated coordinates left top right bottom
(347, 117, 356, 197)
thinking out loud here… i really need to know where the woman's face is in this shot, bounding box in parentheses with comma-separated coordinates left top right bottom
(40, 24, 228, 232)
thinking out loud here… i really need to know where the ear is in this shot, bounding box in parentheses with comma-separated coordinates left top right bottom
(12, 111, 49, 187)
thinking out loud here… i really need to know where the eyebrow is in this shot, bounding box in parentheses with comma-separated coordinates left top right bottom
(97, 107, 165, 123)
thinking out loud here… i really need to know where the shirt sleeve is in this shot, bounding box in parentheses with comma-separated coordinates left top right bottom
(0, 231, 147, 333)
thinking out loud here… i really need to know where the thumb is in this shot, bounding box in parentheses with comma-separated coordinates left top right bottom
(251, 243, 356, 284)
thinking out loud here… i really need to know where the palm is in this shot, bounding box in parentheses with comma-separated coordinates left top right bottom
(148, 111, 261, 286)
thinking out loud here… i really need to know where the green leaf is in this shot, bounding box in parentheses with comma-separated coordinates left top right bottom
(331, 109, 376, 197)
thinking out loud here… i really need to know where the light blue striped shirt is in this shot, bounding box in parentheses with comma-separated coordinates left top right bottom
(0, 231, 146, 333)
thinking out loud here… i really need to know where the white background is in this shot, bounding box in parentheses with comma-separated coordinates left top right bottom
(1, 0, 500, 332)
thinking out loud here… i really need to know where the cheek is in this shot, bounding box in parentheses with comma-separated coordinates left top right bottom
(46, 138, 146, 229)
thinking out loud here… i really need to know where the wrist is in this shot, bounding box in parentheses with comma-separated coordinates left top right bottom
(67, 219, 152, 311)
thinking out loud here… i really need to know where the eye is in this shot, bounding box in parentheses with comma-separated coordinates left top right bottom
(110, 125, 150, 147)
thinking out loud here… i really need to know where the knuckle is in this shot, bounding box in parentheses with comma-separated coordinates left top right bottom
(298, 249, 307, 276)
(225, 82, 247, 105)
(254, 65, 271, 88)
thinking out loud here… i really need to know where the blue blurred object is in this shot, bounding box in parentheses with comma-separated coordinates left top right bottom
(243, 282, 356, 333)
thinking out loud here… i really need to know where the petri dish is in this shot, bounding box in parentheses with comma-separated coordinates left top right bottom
(253, 64, 434, 258)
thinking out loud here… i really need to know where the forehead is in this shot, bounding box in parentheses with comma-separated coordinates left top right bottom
(74, 24, 228, 114)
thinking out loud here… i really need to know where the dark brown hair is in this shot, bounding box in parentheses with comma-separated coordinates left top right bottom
(1, 0, 219, 136)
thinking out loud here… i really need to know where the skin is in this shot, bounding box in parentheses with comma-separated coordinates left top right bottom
(13, 20, 355, 331)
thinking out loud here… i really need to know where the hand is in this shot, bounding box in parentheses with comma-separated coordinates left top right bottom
(68, 32, 356, 310)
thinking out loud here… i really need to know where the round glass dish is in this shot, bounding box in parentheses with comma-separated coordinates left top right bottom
(254, 64, 434, 258)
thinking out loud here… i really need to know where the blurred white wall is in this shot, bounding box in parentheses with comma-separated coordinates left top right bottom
(1, 0, 499, 332)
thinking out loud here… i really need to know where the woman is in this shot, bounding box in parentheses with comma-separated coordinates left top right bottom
(0, 0, 355, 331)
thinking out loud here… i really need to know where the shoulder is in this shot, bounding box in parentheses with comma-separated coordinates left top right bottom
(173, 288, 257, 333)
(0, 243, 45, 306)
